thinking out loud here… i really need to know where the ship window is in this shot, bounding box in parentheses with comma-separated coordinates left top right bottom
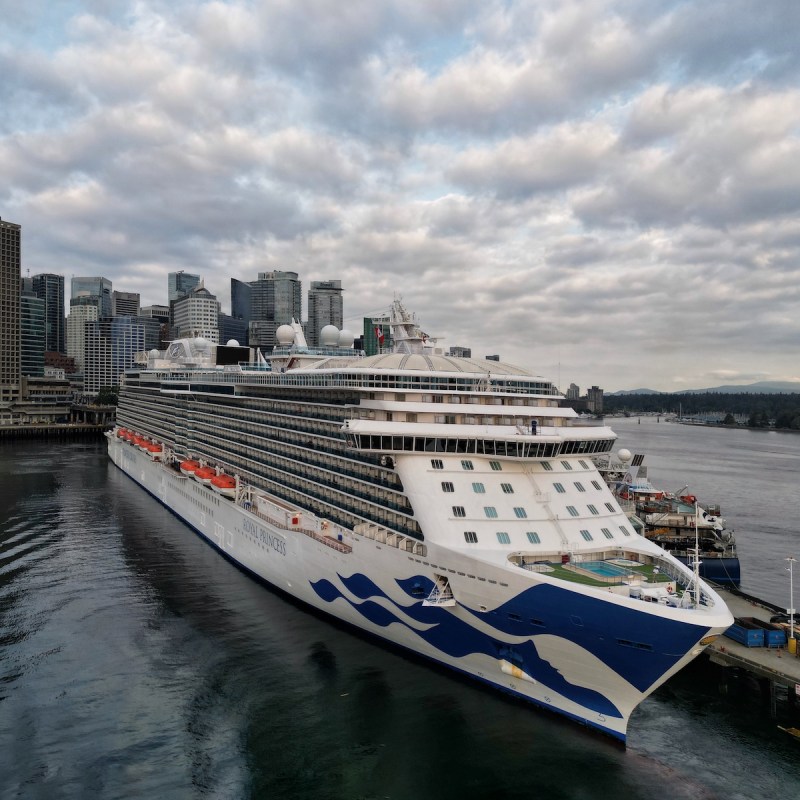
(526, 531, 541, 544)
(496, 531, 511, 544)
(513, 507, 527, 518)
(574, 482, 586, 492)
(472, 482, 486, 493)
(464, 531, 478, 543)
(484, 506, 498, 518)
(587, 504, 599, 515)
(602, 527, 614, 539)
(580, 529, 593, 541)
(605, 502, 615, 512)
(566, 506, 579, 517)
(452, 506, 466, 517)
(561, 461, 573, 470)
(406, 412, 417, 423)
(541, 462, 552, 471)
(489, 461, 502, 471)
(431, 459, 444, 469)
(579, 460, 589, 469)
(619, 525, 631, 537)
(441, 482, 454, 493)
(501, 483, 514, 494)
(553, 482, 566, 493)
(461, 460, 474, 470)
(592, 480, 603, 490)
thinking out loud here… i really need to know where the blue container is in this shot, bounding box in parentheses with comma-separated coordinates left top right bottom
(724, 618, 765, 647)
(744, 617, 787, 648)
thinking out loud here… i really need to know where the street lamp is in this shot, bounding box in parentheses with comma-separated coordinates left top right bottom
(787, 556, 796, 647)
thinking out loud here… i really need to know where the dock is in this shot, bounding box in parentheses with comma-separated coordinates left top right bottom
(705, 588, 800, 714)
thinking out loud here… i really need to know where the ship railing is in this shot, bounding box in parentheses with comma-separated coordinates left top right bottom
(245, 505, 353, 554)
(353, 522, 427, 557)
(652, 555, 716, 609)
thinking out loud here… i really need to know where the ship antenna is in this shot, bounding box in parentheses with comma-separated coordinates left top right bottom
(693, 502, 701, 607)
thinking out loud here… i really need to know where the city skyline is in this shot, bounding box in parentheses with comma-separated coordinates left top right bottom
(3, 2, 800, 392)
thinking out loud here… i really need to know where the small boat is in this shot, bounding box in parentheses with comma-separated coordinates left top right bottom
(179, 459, 201, 476)
(193, 466, 216, 484)
(145, 443, 163, 458)
(210, 473, 237, 498)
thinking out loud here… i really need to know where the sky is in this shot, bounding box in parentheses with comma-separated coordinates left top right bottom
(3, 0, 800, 393)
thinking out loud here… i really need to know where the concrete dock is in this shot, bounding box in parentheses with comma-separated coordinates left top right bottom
(705, 589, 800, 710)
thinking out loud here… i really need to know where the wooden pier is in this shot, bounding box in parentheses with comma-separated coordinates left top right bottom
(0, 423, 110, 440)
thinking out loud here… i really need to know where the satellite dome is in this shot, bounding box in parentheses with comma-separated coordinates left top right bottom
(338, 329, 355, 348)
(276, 325, 295, 345)
(226, 339, 240, 347)
(149, 348, 159, 357)
(320, 325, 340, 346)
(617, 448, 632, 462)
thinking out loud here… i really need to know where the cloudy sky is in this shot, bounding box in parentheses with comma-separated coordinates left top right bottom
(3, 0, 800, 392)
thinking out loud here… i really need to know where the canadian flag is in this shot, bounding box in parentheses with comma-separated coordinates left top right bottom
(375, 325, 385, 345)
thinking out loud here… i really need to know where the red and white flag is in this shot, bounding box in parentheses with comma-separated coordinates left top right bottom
(375, 325, 385, 345)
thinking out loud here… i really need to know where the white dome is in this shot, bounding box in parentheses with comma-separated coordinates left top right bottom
(194, 337, 207, 346)
(226, 339, 240, 347)
(149, 348, 159, 357)
(276, 324, 295, 345)
(338, 329, 355, 348)
(320, 325, 340, 346)
(617, 448, 632, 462)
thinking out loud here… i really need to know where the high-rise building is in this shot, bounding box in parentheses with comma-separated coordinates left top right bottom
(448, 346, 472, 358)
(246, 271, 302, 349)
(20, 284, 45, 377)
(112, 290, 140, 317)
(72, 276, 112, 319)
(32, 273, 65, 354)
(84, 317, 145, 395)
(172, 285, 220, 343)
(168, 271, 201, 302)
(0, 217, 22, 415)
(141, 304, 171, 349)
(140, 304, 169, 322)
(586, 385, 604, 414)
(363, 314, 390, 356)
(219, 314, 248, 347)
(67, 301, 99, 372)
(307, 280, 343, 347)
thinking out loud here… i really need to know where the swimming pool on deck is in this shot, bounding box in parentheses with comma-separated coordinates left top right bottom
(578, 561, 636, 578)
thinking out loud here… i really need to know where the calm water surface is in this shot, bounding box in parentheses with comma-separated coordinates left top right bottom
(1, 423, 799, 799)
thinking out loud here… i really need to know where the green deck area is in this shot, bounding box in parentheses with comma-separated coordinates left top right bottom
(541, 562, 674, 587)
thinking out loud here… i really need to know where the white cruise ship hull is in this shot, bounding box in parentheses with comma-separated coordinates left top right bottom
(108, 434, 729, 742)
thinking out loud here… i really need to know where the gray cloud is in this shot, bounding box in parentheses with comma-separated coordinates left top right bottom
(3, 0, 800, 392)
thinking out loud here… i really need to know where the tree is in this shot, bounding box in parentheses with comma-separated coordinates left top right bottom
(96, 385, 119, 406)
(722, 413, 736, 425)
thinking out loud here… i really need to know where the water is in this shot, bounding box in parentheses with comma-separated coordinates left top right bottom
(1, 426, 799, 799)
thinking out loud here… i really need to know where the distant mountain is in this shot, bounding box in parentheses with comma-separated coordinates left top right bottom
(611, 381, 800, 395)
(681, 381, 800, 394)
(607, 388, 664, 396)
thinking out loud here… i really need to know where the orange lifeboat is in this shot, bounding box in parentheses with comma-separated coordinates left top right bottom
(180, 459, 201, 476)
(193, 466, 216, 484)
(146, 443, 163, 457)
(210, 473, 237, 498)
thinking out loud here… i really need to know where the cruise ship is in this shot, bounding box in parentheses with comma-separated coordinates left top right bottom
(107, 300, 733, 742)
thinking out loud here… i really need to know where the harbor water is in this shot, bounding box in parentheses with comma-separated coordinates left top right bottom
(1, 420, 799, 799)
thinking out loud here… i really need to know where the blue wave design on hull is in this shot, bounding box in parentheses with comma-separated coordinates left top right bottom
(311, 575, 623, 718)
